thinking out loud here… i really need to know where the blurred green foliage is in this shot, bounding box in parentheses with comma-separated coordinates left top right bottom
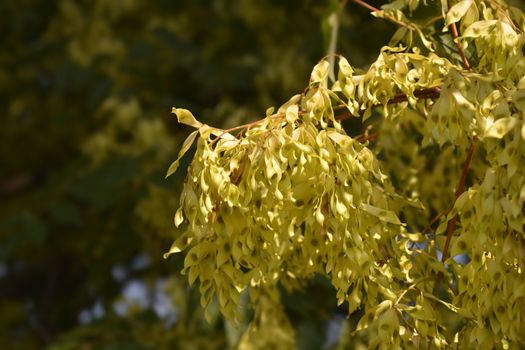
(0, 0, 398, 349)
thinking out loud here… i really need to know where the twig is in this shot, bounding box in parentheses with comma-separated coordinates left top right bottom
(209, 87, 441, 145)
(350, 0, 414, 30)
(421, 209, 448, 235)
(356, 131, 379, 142)
(395, 276, 434, 306)
(351, 0, 380, 12)
(209, 113, 286, 146)
(335, 87, 441, 121)
(389, 87, 441, 104)
(431, 139, 477, 296)
(210, 86, 440, 141)
(440, 139, 477, 262)
(221, 113, 285, 134)
(449, 22, 471, 70)
(445, 0, 471, 70)
(429, 140, 476, 350)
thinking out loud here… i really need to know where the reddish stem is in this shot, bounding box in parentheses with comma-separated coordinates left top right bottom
(351, 0, 380, 12)
(356, 131, 379, 142)
(335, 87, 441, 121)
(350, 0, 412, 29)
(389, 87, 441, 104)
(432, 139, 477, 296)
(449, 22, 471, 70)
(440, 139, 477, 263)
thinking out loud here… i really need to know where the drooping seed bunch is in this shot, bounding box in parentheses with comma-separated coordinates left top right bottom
(166, 0, 525, 348)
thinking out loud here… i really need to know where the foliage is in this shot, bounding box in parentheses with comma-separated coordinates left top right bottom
(167, 0, 525, 348)
(0, 0, 402, 349)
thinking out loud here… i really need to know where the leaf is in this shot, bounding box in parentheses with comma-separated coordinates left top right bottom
(174, 207, 184, 227)
(462, 20, 498, 38)
(447, 190, 469, 219)
(361, 204, 402, 225)
(171, 108, 203, 128)
(277, 94, 302, 114)
(188, 266, 199, 286)
(326, 130, 352, 149)
(310, 60, 330, 85)
(416, 27, 435, 52)
(199, 124, 237, 141)
(424, 292, 473, 318)
(460, 1, 478, 32)
(164, 233, 193, 259)
(285, 104, 299, 124)
(389, 27, 409, 46)
(444, 0, 473, 27)
(484, 117, 517, 139)
(315, 205, 325, 225)
(216, 246, 230, 268)
(513, 90, 525, 112)
(166, 130, 198, 177)
(409, 300, 435, 321)
(338, 56, 354, 77)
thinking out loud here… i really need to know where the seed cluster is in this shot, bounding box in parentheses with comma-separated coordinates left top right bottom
(166, 1, 525, 347)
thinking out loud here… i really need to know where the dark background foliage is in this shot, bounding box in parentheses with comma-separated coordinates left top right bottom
(0, 1, 414, 349)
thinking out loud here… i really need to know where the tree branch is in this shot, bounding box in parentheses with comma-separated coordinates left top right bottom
(209, 87, 441, 145)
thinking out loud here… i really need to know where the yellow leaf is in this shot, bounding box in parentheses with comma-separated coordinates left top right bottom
(445, 0, 473, 28)
(462, 20, 498, 38)
(484, 117, 517, 139)
(164, 233, 193, 259)
(216, 245, 230, 268)
(174, 208, 184, 227)
(171, 108, 203, 128)
(166, 130, 199, 177)
(361, 203, 402, 225)
(310, 60, 330, 85)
